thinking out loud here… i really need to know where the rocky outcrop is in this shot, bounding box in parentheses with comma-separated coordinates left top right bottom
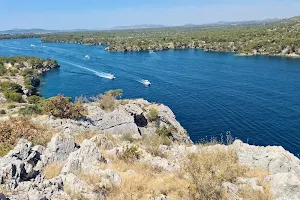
(0, 136, 119, 200)
(0, 100, 300, 199)
(39, 99, 191, 144)
(232, 140, 300, 200)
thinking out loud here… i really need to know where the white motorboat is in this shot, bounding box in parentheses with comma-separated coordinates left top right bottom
(107, 74, 115, 80)
(85, 55, 90, 59)
(143, 79, 151, 86)
(30, 44, 35, 47)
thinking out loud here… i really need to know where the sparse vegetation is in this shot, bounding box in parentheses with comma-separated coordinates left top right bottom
(43, 94, 87, 119)
(121, 145, 142, 163)
(184, 149, 273, 200)
(0, 117, 52, 156)
(147, 108, 159, 122)
(19, 105, 42, 116)
(91, 89, 123, 111)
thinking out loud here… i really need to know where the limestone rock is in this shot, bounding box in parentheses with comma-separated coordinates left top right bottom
(64, 173, 105, 200)
(36, 133, 76, 169)
(61, 140, 102, 174)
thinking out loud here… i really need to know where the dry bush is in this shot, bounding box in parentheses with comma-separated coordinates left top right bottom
(238, 185, 273, 200)
(0, 117, 53, 156)
(43, 163, 64, 179)
(104, 157, 190, 200)
(139, 134, 171, 158)
(184, 149, 244, 200)
(184, 149, 273, 200)
(239, 168, 273, 200)
(43, 94, 87, 119)
(91, 89, 123, 111)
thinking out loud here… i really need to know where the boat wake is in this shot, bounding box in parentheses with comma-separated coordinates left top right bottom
(60, 60, 115, 80)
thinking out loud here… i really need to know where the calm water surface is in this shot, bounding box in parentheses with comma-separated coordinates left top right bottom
(0, 38, 299, 155)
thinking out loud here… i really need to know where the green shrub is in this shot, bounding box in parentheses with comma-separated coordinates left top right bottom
(20, 68, 36, 76)
(3, 91, 24, 103)
(147, 108, 159, 122)
(43, 94, 87, 119)
(19, 105, 42, 116)
(0, 81, 23, 93)
(0, 110, 6, 115)
(121, 145, 142, 163)
(28, 95, 44, 105)
(0, 65, 7, 76)
(156, 126, 173, 138)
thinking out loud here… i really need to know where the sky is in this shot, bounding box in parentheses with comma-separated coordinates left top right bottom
(1, 0, 300, 30)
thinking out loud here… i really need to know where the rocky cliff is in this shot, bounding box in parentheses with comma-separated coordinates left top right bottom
(0, 99, 299, 200)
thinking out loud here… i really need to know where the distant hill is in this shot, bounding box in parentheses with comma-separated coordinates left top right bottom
(111, 24, 166, 30)
(0, 28, 96, 35)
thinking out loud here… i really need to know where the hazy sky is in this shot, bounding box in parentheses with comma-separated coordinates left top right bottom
(1, 0, 300, 30)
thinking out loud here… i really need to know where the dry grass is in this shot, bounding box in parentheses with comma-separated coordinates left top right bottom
(0, 117, 53, 156)
(104, 156, 190, 200)
(74, 132, 97, 145)
(185, 149, 243, 200)
(138, 134, 171, 158)
(43, 163, 64, 179)
(184, 149, 273, 200)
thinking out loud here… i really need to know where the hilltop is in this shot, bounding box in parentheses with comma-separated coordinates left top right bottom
(38, 15, 300, 58)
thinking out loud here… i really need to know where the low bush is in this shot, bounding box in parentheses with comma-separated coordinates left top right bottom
(155, 126, 173, 138)
(0, 117, 52, 156)
(121, 145, 142, 163)
(19, 105, 42, 116)
(43, 94, 87, 119)
(185, 150, 245, 199)
(28, 95, 45, 105)
(0, 65, 7, 76)
(141, 134, 171, 158)
(0, 109, 6, 115)
(0, 81, 23, 93)
(147, 108, 159, 122)
(3, 91, 24, 103)
(91, 89, 123, 111)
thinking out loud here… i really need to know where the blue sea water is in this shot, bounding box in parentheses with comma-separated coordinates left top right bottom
(0, 38, 299, 155)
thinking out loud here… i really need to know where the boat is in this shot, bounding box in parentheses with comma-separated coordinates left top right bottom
(149, 50, 154, 54)
(85, 55, 90, 59)
(143, 80, 151, 86)
(30, 44, 35, 47)
(107, 74, 115, 80)
(41, 45, 45, 48)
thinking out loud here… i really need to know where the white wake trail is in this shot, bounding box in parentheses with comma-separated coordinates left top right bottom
(60, 60, 115, 79)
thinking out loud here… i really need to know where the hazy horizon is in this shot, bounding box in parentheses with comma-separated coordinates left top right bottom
(1, 0, 300, 31)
